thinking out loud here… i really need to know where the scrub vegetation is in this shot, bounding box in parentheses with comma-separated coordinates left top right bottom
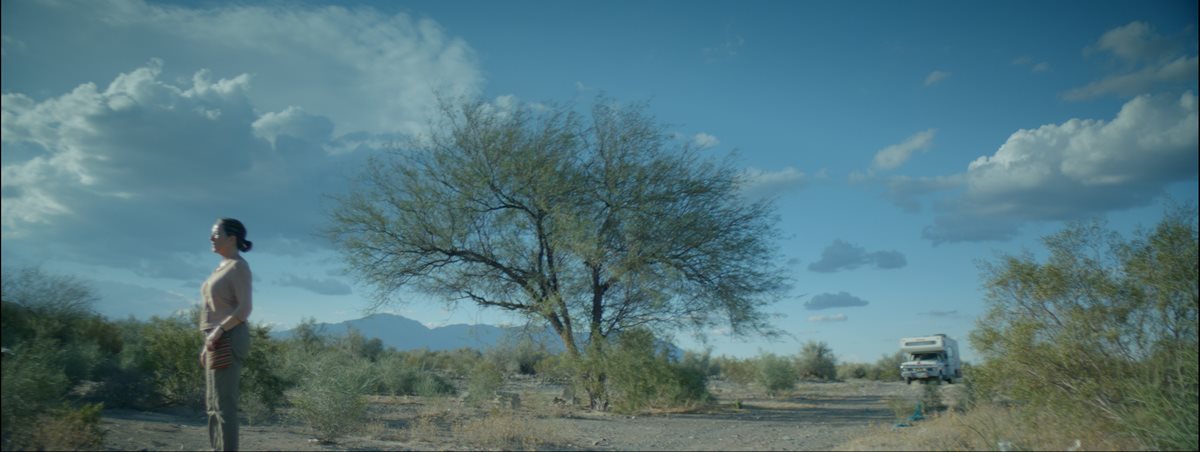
(2, 205, 1193, 450)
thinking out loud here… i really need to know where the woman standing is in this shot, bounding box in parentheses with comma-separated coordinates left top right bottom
(201, 218, 253, 451)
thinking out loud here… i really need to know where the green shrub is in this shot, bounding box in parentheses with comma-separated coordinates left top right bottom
(795, 341, 837, 380)
(837, 362, 869, 380)
(7, 403, 105, 451)
(487, 335, 550, 376)
(94, 365, 157, 410)
(374, 354, 456, 396)
(921, 382, 945, 414)
(289, 351, 377, 443)
(532, 352, 573, 384)
(868, 351, 906, 381)
(444, 348, 485, 378)
(756, 352, 796, 396)
(712, 355, 757, 386)
(239, 324, 292, 423)
(337, 328, 384, 362)
(885, 395, 918, 421)
(140, 314, 205, 408)
(603, 328, 711, 413)
(465, 361, 504, 405)
(679, 348, 719, 378)
(971, 206, 1199, 450)
(1, 339, 71, 441)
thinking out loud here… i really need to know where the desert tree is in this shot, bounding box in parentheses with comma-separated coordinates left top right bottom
(970, 203, 1198, 449)
(326, 98, 789, 405)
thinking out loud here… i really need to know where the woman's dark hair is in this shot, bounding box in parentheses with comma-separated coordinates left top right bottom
(218, 218, 253, 252)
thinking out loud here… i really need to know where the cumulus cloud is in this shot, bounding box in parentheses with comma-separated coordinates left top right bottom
(1, 60, 371, 274)
(808, 240, 907, 273)
(808, 314, 848, 322)
(923, 92, 1198, 244)
(738, 166, 817, 198)
(252, 106, 335, 148)
(924, 70, 951, 87)
(1, 0, 483, 279)
(692, 133, 720, 149)
(1065, 21, 1197, 101)
(4, 0, 482, 136)
(277, 274, 353, 296)
(804, 292, 869, 310)
(872, 129, 937, 171)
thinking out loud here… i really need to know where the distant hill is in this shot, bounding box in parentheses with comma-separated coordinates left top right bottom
(273, 312, 682, 358)
(272, 313, 560, 352)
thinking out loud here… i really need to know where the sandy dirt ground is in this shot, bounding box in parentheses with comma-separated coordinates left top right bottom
(99, 379, 949, 451)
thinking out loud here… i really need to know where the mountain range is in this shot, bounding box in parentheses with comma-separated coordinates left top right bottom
(273, 313, 560, 352)
(273, 313, 682, 358)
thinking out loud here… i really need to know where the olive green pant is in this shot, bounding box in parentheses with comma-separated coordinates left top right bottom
(205, 324, 250, 451)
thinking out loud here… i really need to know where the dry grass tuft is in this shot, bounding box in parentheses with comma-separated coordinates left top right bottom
(453, 408, 568, 451)
(836, 402, 1144, 451)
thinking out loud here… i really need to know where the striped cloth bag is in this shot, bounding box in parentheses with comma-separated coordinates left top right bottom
(206, 335, 234, 370)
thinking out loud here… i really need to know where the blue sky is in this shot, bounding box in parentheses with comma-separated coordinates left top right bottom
(2, 0, 1196, 363)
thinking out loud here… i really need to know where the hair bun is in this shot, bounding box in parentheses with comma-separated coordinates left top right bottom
(240, 240, 254, 252)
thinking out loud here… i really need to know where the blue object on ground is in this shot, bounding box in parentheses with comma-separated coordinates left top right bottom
(908, 401, 925, 422)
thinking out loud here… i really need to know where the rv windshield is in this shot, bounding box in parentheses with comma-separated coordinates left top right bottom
(912, 353, 943, 361)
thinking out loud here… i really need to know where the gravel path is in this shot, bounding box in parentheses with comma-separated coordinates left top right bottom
(99, 380, 926, 451)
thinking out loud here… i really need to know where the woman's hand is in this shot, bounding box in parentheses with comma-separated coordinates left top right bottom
(205, 327, 224, 351)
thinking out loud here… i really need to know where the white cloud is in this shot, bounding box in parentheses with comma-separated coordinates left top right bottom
(1, 60, 371, 273)
(1063, 55, 1198, 100)
(804, 292, 869, 310)
(738, 166, 813, 198)
(808, 314, 847, 322)
(8, 0, 483, 137)
(872, 129, 937, 171)
(1, 0, 482, 277)
(923, 92, 1198, 243)
(1031, 62, 1050, 72)
(924, 70, 951, 87)
(692, 132, 720, 149)
(252, 106, 335, 148)
(1066, 21, 1197, 101)
(1087, 21, 1179, 63)
(2, 60, 264, 218)
(808, 240, 907, 273)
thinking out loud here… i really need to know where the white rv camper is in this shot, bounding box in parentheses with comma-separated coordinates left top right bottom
(899, 334, 961, 384)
